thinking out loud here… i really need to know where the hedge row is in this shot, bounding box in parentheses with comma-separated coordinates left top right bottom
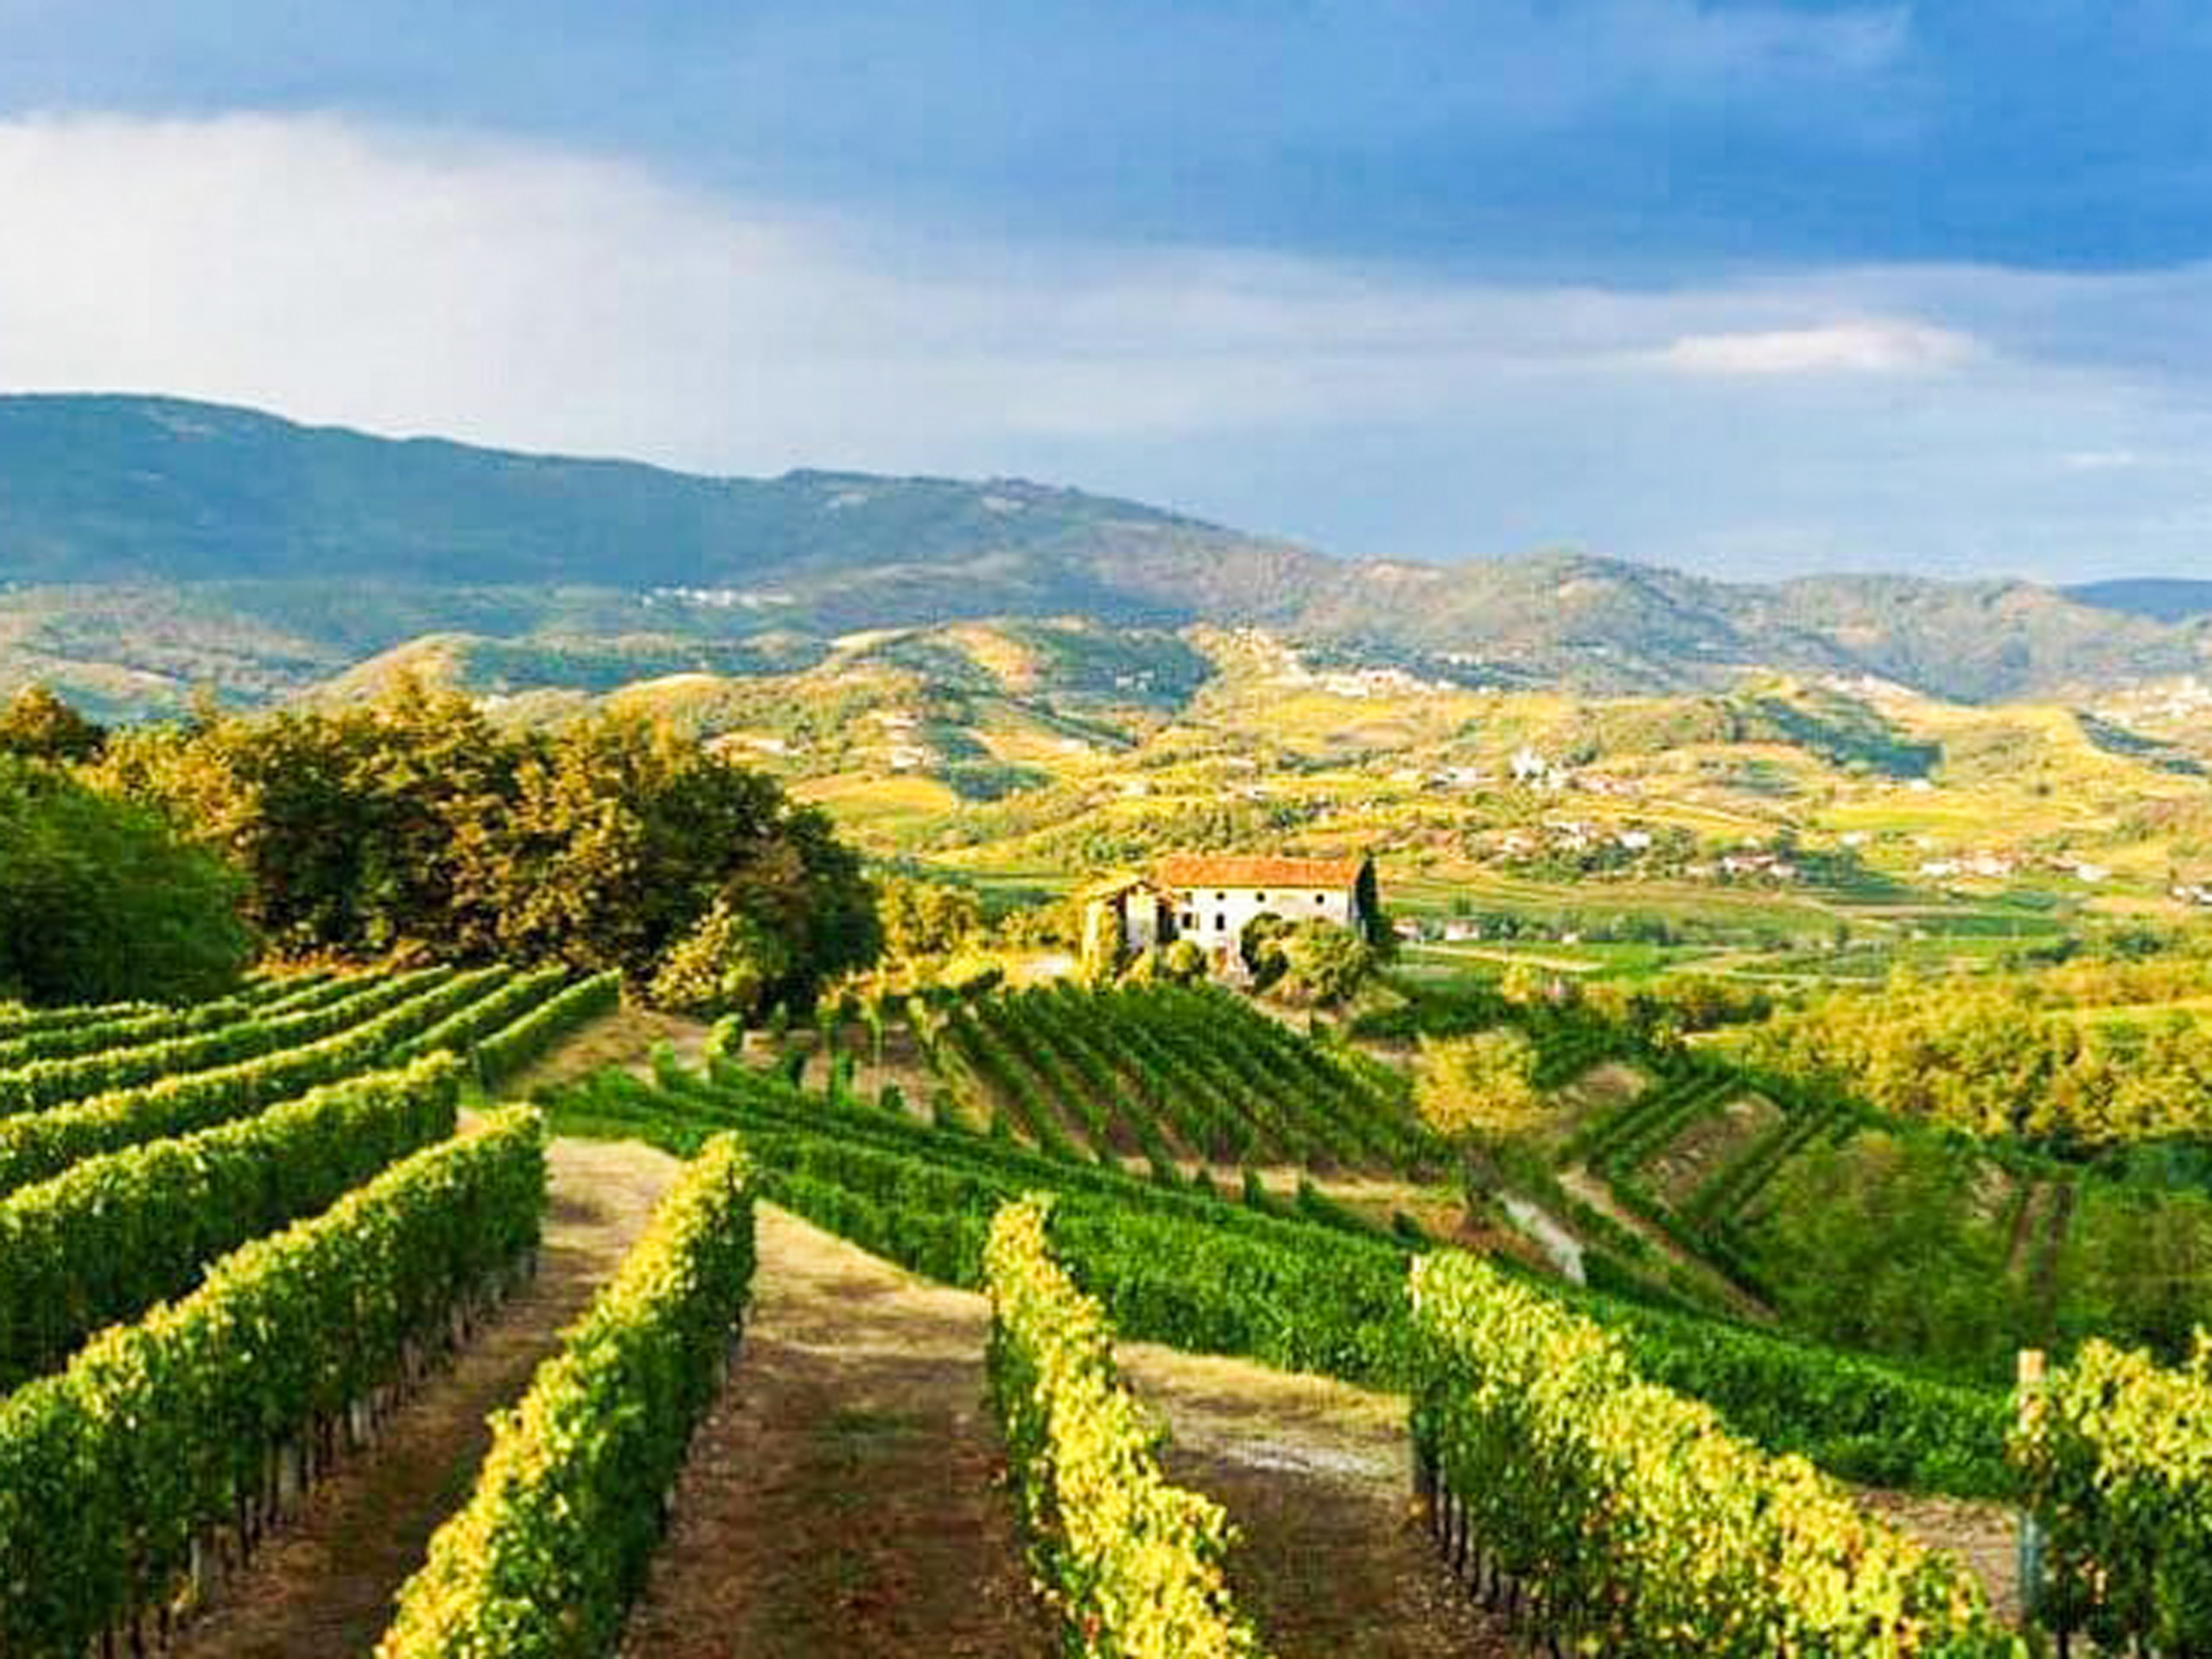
(0, 963, 513, 1198)
(569, 1062, 2016, 1496)
(2011, 1337, 2212, 1649)
(0, 966, 462, 1116)
(389, 964, 571, 1068)
(0, 997, 161, 1043)
(0, 989, 259, 1071)
(474, 970, 622, 1089)
(1409, 1250, 2012, 1656)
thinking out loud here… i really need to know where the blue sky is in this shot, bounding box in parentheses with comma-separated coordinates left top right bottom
(3, 1, 2211, 581)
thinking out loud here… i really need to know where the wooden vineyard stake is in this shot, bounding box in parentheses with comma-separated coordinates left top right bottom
(2017, 1347, 2047, 1637)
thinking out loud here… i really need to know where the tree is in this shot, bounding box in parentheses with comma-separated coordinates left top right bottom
(98, 689, 880, 1007)
(1120, 938, 1208, 987)
(1273, 919, 1375, 1007)
(1160, 938, 1208, 985)
(649, 898, 790, 1019)
(1240, 912, 1292, 990)
(0, 685, 106, 764)
(1415, 1027, 1547, 1174)
(1080, 899, 1125, 985)
(1499, 962, 1554, 1007)
(878, 875, 983, 962)
(0, 756, 251, 1005)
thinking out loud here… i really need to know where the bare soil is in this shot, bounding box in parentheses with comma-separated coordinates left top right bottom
(1859, 1491, 2022, 1626)
(1537, 1058, 1649, 1156)
(169, 1135, 682, 1659)
(501, 1005, 715, 1096)
(1647, 1092, 1783, 1206)
(620, 1204, 1054, 1659)
(1557, 1165, 1772, 1320)
(1116, 1341, 1523, 1657)
(626, 1205, 1520, 1657)
(834, 1022, 944, 1119)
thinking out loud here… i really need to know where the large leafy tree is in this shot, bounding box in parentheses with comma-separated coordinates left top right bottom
(1415, 1028, 1545, 1144)
(878, 874, 984, 963)
(100, 683, 879, 1007)
(0, 755, 251, 1004)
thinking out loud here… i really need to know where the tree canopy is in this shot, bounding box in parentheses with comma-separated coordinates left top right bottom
(96, 679, 880, 1007)
(0, 754, 251, 1005)
(1415, 1027, 1547, 1149)
(0, 685, 107, 764)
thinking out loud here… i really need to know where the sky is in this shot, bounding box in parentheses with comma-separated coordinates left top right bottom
(3, 2, 2212, 582)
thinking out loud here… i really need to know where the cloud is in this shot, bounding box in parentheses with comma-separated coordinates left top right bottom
(2, 110, 2212, 582)
(1655, 321, 1980, 376)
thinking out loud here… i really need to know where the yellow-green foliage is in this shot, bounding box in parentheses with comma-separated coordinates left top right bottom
(0, 1052, 460, 1390)
(1409, 1250, 2015, 1656)
(0, 964, 509, 1198)
(379, 1134, 756, 1657)
(1414, 1027, 1544, 1145)
(984, 1196, 1268, 1658)
(0, 1109, 547, 1658)
(1736, 969, 2212, 1141)
(2012, 1336, 2212, 1649)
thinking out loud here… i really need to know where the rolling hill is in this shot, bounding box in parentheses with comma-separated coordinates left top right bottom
(1, 392, 2207, 715)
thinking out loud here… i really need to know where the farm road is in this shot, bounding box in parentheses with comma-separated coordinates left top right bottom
(1118, 1342, 1524, 1658)
(619, 1203, 1053, 1658)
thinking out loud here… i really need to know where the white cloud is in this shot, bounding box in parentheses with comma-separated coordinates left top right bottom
(2, 111, 2212, 581)
(0, 111, 1978, 467)
(1655, 320, 1980, 376)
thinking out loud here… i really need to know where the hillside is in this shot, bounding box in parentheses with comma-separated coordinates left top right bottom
(3, 394, 2209, 714)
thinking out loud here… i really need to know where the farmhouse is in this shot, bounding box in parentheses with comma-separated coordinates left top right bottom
(1082, 872, 1177, 962)
(1080, 853, 1382, 979)
(1156, 853, 1382, 970)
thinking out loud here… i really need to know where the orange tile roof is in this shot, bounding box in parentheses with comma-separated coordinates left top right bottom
(1154, 854, 1368, 892)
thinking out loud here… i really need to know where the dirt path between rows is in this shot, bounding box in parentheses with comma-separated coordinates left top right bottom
(170, 1135, 682, 1659)
(620, 1204, 1054, 1658)
(625, 1206, 1518, 1657)
(1859, 1491, 2023, 1627)
(502, 1006, 714, 1095)
(1117, 1343, 1523, 1658)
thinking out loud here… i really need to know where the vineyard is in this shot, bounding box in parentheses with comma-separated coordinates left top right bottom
(1364, 980, 2212, 1390)
(3, 967, 2210, 1654)
(0, 959, 626, 1656)
(925, 982, 1440, 1173)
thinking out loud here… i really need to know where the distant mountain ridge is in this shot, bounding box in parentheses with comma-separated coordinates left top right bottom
(2066, 578, 2212, 625)
(0, 392, 2204, 713)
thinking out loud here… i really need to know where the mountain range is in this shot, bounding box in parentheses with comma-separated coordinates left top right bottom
(1, 392, 2207, 717)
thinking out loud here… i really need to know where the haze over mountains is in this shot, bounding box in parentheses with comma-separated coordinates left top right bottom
(0, 393, 2207, 717)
